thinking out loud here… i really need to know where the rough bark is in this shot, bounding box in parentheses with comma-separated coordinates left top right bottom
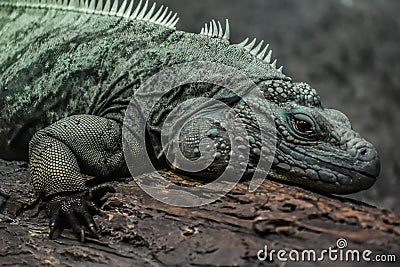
(0, 159, 398, 267)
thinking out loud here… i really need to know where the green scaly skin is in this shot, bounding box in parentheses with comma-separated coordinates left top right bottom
(0, 0, 380, 241)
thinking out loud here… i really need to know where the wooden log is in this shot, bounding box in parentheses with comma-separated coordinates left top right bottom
(0, 159, 398, 266)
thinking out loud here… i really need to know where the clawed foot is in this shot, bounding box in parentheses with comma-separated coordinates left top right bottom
(44, 186, 115, 242)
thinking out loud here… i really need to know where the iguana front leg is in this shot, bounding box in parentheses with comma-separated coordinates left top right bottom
(29, 115, 126, 241)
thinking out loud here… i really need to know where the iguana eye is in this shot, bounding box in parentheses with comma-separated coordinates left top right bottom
(291, 113, 317, 137)
(295, 119, 313, 134)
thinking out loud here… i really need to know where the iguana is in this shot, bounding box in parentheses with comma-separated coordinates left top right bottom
(0, 0, 380, 241)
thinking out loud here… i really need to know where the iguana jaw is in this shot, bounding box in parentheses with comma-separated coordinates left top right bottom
(271, 143, 379, 194)
(267, 167, 377, 195)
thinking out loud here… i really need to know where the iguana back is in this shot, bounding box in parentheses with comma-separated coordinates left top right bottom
(0, 0, 284, 160)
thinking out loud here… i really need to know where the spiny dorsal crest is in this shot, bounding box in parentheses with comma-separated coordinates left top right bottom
(0, 0, 180, 29)
(199, 19, 283, 73)
(237, 37, 283, 73)
(200, 19, 230, 41)
(3, 0, 283, 73)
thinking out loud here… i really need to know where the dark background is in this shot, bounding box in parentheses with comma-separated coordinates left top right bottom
(156, 0, 400, 211)
(0, 2, 398, 265)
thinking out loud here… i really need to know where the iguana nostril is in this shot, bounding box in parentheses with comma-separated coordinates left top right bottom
(360, 148, 367, 156)
(357, 146, 378, 162)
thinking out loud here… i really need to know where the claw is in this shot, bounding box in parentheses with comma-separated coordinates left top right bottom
(45, 191, 101, 242)
(78, 229, 85, 243)
(87, 223, 100, 239)
(49, 221, 61, 239)
(67, 210, 87, 242)
(48, 202, 63, 239)
(79, 207, 100, 239)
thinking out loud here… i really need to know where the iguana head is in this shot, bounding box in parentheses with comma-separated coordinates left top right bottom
(259, 79, 380, 194)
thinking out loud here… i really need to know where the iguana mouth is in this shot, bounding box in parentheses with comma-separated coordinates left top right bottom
(313, 159, 377, 189)
(273, 144, 379, 194)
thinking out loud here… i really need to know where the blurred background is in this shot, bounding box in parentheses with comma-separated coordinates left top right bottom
(155, 0, 399, 211)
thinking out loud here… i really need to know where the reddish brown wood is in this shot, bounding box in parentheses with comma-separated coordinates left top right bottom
(0, 160, 398, 266)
